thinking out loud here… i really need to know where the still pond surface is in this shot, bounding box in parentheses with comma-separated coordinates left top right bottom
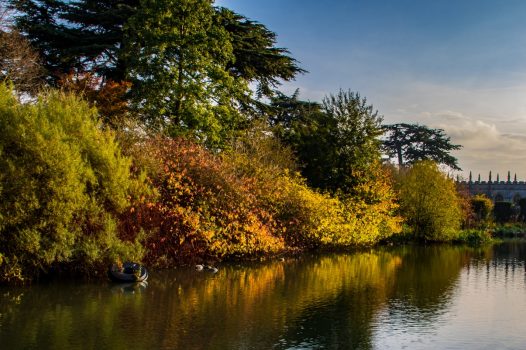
(2, 242, 526, 349)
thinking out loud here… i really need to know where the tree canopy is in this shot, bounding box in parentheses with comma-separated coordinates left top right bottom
(9, 0, 303, 94)
(217, 8, 305, 100)
(382, 123, 462, 170)
(125, 0, 247, 145)
(9, 0, 137, 83)
(269, 89, 384, 194)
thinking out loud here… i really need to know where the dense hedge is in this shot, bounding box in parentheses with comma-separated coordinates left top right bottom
(0, 84, 147, 283)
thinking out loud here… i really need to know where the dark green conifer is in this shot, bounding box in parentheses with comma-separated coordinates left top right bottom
(11, 0, 304, 95)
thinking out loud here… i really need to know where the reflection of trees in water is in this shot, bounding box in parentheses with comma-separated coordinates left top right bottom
(275, 287, 379, 350)
(488, 241, 526, 265)
(0, 281, 148, 350)
(145, 252, 404, 349)
(382, 245, 469, 329)
(465, 242, 526, 284)
(0, 253, 402, 350)
(390, 246, 467, 306)
(273, 252, 402, 350)
(1, 244, 512, 350)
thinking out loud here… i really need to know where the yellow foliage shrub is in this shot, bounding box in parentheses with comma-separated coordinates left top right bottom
(128, 129, 402, 266)
(224, 132, 402, 249)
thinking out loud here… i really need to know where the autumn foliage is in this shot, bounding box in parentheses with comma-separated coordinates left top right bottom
(224, 132, 401, 249)
(126, 137, 285, 266)
(122, 132, 402, 267)
(0, 81, 402, 283)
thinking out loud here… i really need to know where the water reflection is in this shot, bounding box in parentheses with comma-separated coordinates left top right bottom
(110, 281, 149, 295)
(2, 243, 526, 349)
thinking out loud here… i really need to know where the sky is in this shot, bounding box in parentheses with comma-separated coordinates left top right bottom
(216, 0, 526, 180)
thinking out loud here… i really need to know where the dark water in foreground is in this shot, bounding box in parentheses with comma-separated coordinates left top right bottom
(2, 242, 526, 349)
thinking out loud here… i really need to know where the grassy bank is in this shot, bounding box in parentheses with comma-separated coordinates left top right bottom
(492, 223, 526, 238)
(382, 225, 495, 246)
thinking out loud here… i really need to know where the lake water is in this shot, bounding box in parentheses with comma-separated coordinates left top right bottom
(2, 242, 526, 349)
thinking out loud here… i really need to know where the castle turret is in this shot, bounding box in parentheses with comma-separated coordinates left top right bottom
(465, 170, 525, 202)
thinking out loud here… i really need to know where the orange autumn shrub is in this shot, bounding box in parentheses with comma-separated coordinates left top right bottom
(127, 137, 284, 266)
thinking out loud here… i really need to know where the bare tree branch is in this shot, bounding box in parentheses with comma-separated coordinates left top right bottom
(0, 29, 43, 93)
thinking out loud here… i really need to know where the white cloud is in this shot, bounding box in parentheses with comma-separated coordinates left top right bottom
(366, 80, 526, 180)
(425, 113, 526, 179)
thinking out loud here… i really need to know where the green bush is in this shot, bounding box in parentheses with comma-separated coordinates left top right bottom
(470, 194, 493, 227)
(396, 161, 462, 241)
(492, 223, 526, 237)
(451, 229, 493, 245)
(0, 84, 147, 283)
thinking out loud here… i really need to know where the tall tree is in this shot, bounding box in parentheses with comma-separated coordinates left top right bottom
(124, 0, 248, 145)
(60, 0, 138, 81)
(268, 90, 332, 187)
(268, 89, 321, 139)
(270, 89, 384, 194)
(10, 0, 138, 83)
(382, 123, 462, 170)
(320, 90, 383, 192)
(11, 0, 305, 142)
